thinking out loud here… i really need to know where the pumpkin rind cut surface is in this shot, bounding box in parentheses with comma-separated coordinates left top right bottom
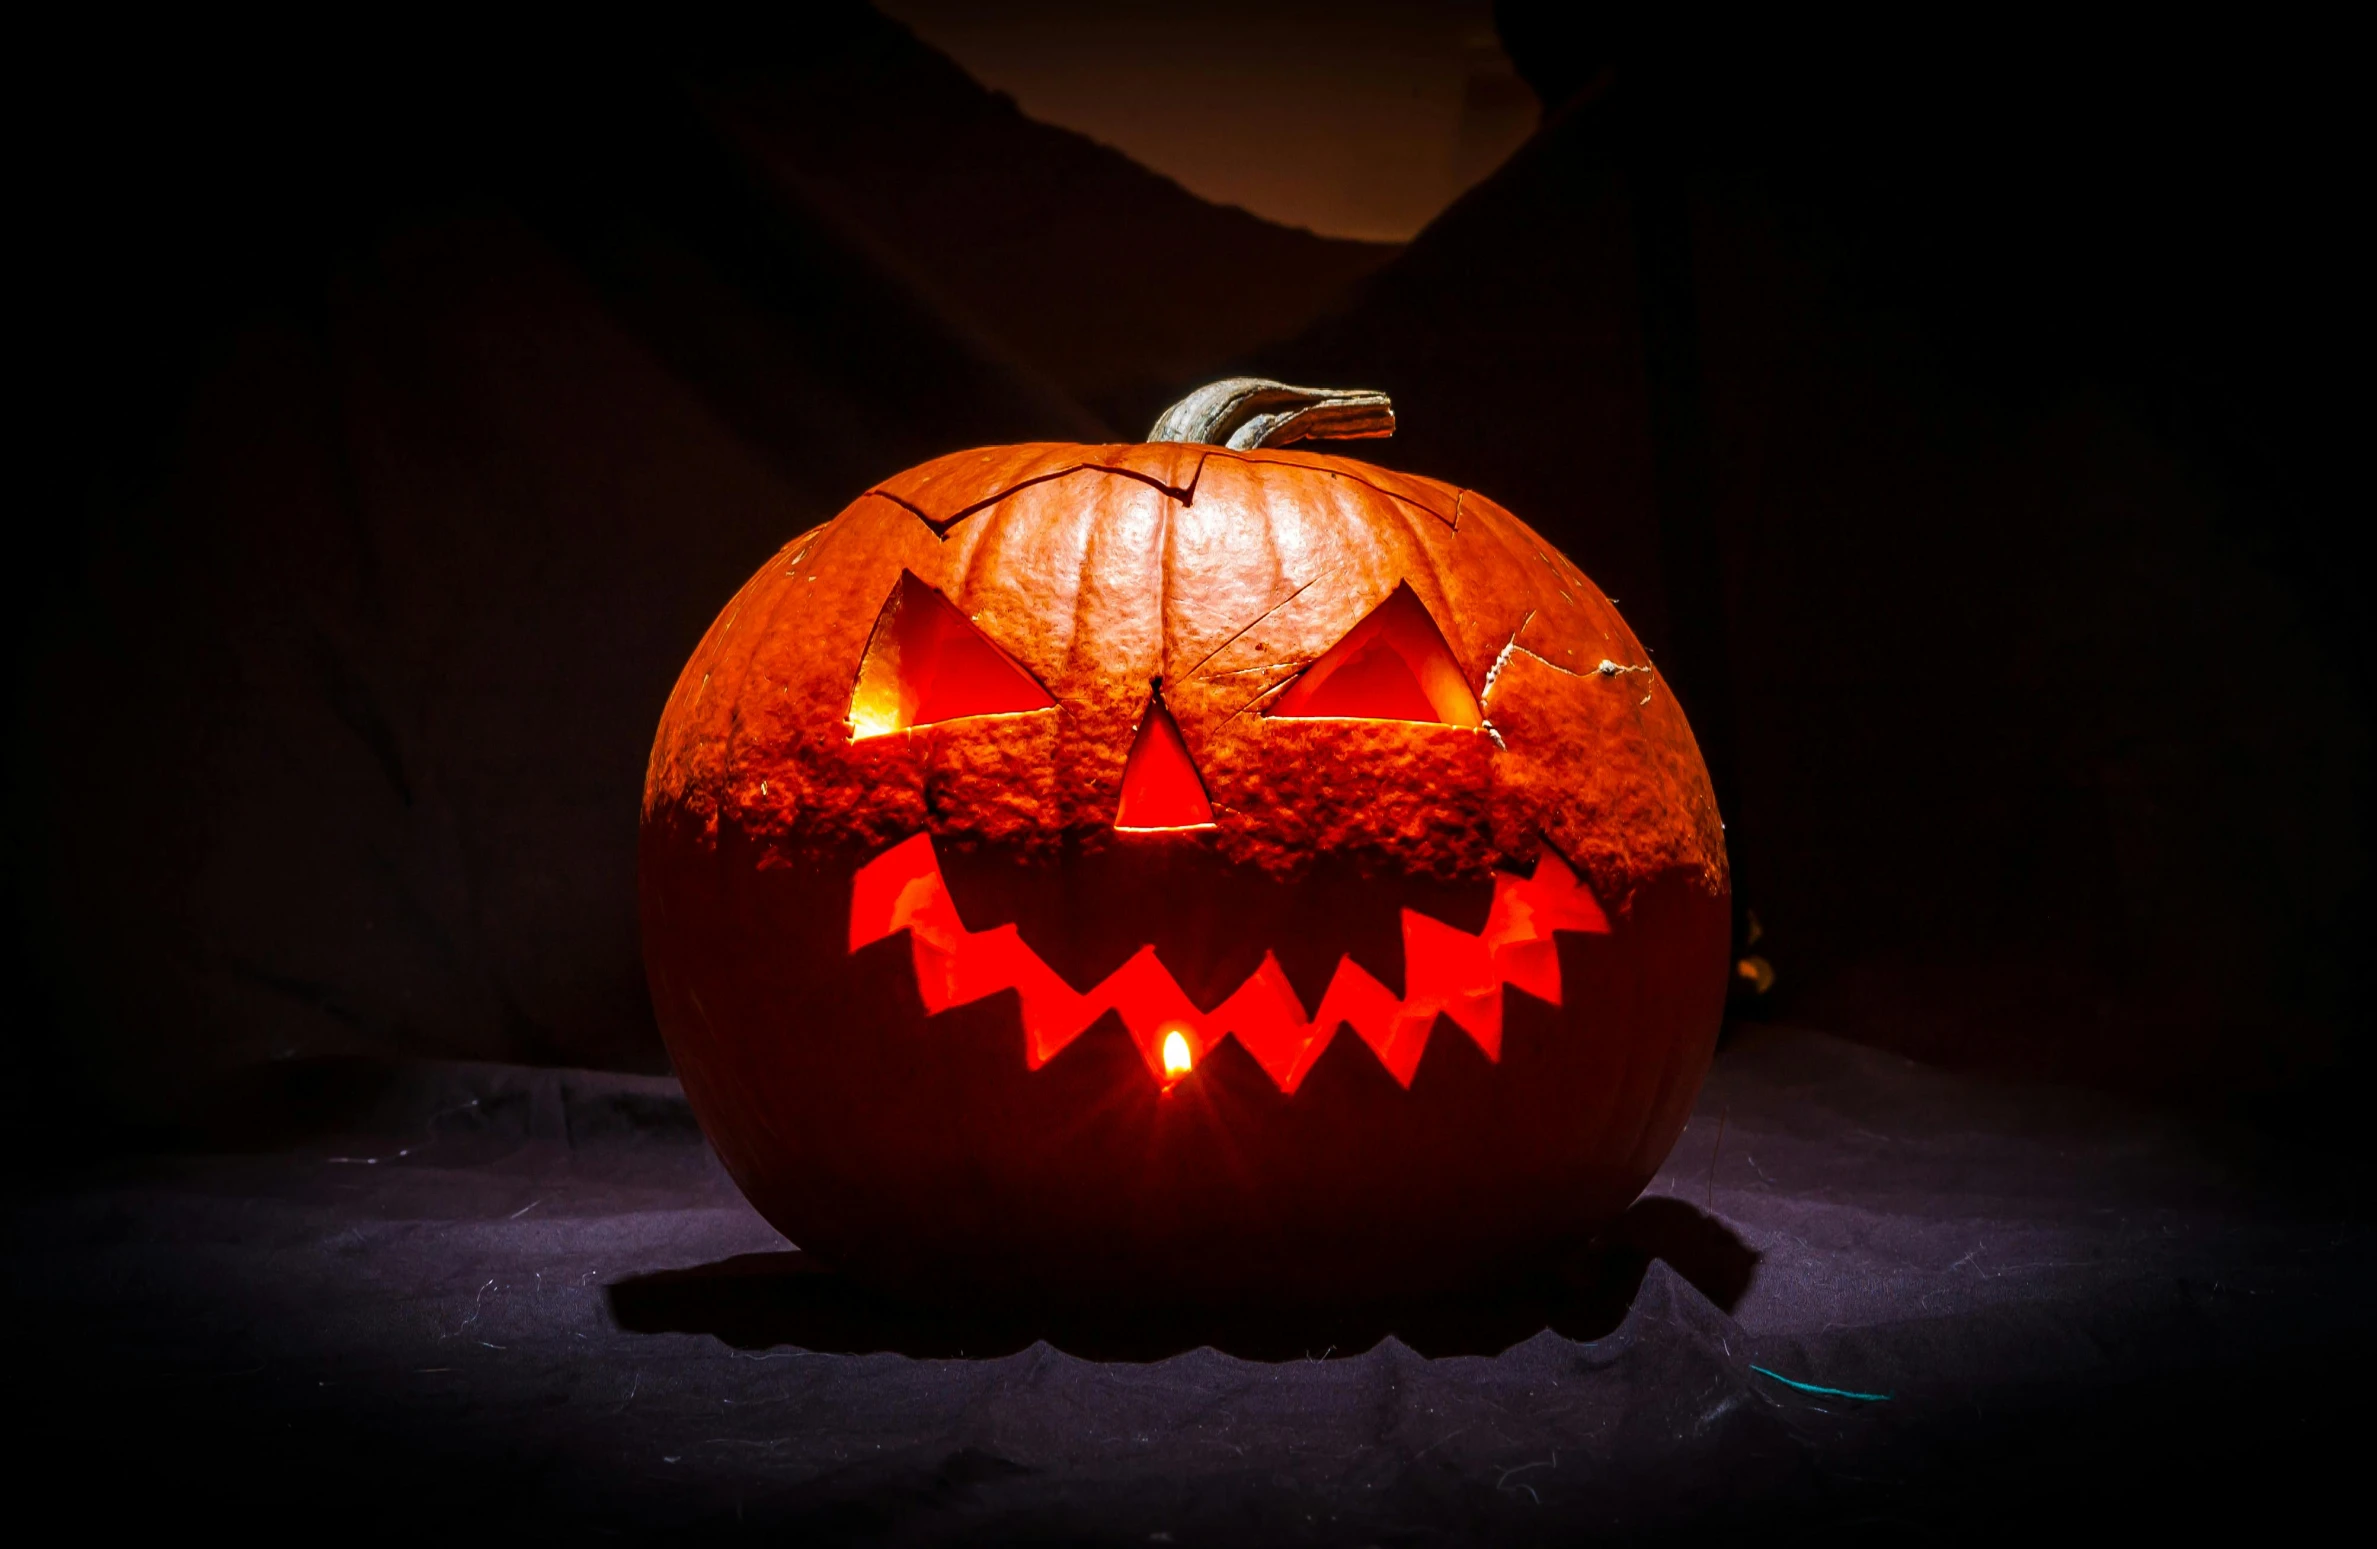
(641, 438, 1729, 1299)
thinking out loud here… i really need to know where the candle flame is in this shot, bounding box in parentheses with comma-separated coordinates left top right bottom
(1161, 1027, 1194, 1079)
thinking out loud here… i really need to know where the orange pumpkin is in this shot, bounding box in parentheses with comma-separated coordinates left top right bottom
(640, 380, 1729, 1301)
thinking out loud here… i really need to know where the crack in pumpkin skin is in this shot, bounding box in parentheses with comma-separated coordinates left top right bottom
(867, 442, 1463, 535)
(869, 442, 1209, 534)
(851, 832, 1612, 1091)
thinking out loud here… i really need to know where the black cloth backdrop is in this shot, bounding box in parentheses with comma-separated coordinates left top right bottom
(12, 9, 2366, 1126)
(14, 11, 2364, 1132)
(9, 8, 1385, 1125)
(1265, 8, 2370, 1098)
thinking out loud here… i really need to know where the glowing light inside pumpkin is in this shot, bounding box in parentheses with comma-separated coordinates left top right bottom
(1161, 1027, 1195, 1079)
(849, 832, 1611, 1090)
(1112, 692, 1216, 830)
(850, 571, 1054, 739)
(1267, 582, 1483, 727)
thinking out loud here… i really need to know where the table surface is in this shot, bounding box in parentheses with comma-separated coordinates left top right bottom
(7, 1026, 2366, 1542)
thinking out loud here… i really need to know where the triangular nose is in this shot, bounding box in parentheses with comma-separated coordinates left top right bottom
(1113, 692, 1215, 830)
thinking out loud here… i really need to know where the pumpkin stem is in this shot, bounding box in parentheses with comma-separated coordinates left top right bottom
(1146, 377, 1395, 450)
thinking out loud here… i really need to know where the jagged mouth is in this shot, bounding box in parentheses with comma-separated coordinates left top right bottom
(849, 835, 1612, 1093)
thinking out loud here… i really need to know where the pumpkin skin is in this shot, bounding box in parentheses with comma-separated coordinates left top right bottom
(640, 437, 1729, 1303)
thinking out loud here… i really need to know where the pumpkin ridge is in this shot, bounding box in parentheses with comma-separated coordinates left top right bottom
(1179, 567, 1342, 688)
(1374, 483, 1485, 691)
(778, 521, 831, 576)
(1609, 866, 1731, 1172)
(1156, 490, 1179, 683)
(719, 527, 827, 827)
(953, 488, 1019, 630)
(1203, 447, 1460, 530)
(653, 528, 814, 829)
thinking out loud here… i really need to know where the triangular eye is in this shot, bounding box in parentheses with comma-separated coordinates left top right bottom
(1266, 583, 1482, 727)
(849, 571, 1055, 739)
(1114, 688, 1216, 830)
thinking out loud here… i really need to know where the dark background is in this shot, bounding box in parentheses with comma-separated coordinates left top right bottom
(9, 4, 2366, 1136)
(6, 8, 2370, 1540)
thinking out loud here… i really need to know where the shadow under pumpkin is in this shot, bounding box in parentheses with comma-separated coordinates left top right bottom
(642, 821, 1728, 1303)
(608, 1195, 1759, 1361)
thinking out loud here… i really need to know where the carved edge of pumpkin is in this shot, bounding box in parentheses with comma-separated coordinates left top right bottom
(869, 454, 1208, 537)
(860, 380, 1430, 537)
(867, 449, 1461, 542)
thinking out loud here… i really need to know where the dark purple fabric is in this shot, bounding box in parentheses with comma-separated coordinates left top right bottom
(8, 1027, 2364, 1541)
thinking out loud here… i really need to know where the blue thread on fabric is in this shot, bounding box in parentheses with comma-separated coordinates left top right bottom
(1750, 1365, 1893, 1402)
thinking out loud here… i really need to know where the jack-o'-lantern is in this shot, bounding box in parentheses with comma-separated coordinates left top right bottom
(640, 379, 1729, 1302)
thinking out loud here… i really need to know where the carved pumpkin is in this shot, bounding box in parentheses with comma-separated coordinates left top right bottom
(640, 379, 1729, 1302)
